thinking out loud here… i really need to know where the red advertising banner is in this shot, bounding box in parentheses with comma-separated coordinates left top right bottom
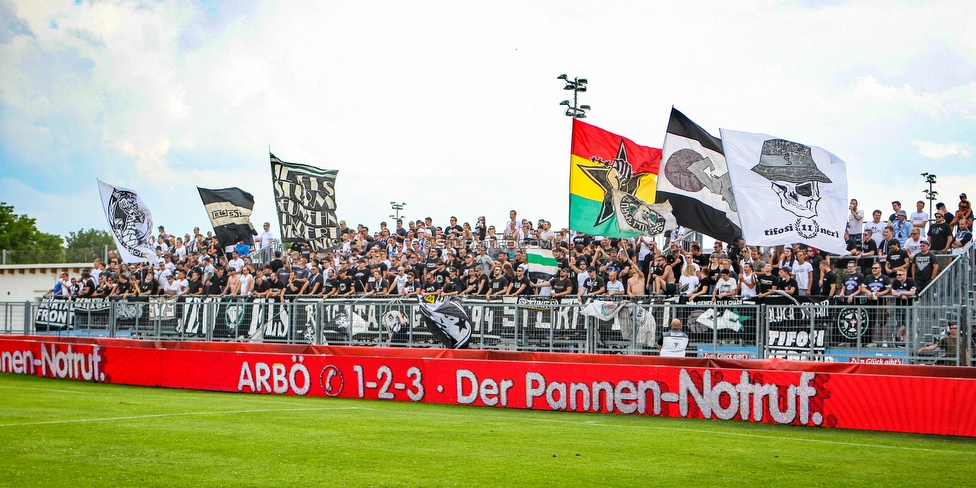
(1, 337, 974, 436)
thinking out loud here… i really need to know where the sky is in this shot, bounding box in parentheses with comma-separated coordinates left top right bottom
(1, 0, 974, 242)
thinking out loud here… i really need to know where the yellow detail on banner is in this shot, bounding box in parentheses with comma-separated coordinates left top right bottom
(569, 155, 659, 203)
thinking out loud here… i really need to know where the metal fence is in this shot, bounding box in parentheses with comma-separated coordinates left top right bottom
(6, 294, 971, 365)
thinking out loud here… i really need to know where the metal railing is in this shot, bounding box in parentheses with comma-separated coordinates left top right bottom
(6, 294, 971, 365)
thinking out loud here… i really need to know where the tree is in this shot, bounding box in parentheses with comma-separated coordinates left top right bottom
(65, 228, 117, 263)
(0, 202, 64, 264)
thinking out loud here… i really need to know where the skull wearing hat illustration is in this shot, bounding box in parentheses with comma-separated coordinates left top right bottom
(751, 139, 831, 219)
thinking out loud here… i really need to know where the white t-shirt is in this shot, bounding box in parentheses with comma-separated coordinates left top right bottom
(792, 261, 814, 292)
(739, 271, 757, 297)
(848, 209, 864, 234)
(904, 237, 924, 256)
(910, 211, 928, 230)
(714, 277, 737, 296)
(606, 279, 625, 295)
(864, 220, 886, 246)
(678, 275, 699, 296)
(260, 230, 274, 248)
(238, 274, 252, 296)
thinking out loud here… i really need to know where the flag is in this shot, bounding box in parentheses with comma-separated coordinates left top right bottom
(418, 296, 473, 349)
(580, 300, 627, 321)
(720, 129, 849, 254)
(525, 246, 558, 282)
(569, 119, 673, 237)
(197, 187, 256, 249)
(657, 107, 742, 243)
(270, 153, 341, 252)
(97, 180, 160, 265)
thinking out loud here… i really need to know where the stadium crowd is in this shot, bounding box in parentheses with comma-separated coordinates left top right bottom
(48, 197, 973, 308)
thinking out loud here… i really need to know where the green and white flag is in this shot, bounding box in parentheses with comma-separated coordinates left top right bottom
(525, 246, 558, 282)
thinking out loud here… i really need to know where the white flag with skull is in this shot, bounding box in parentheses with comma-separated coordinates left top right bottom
(97, 180, 161, 265)
(719, 130, 848, 254)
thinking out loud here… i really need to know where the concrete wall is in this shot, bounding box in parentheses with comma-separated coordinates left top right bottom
(0, 264, 91, 302)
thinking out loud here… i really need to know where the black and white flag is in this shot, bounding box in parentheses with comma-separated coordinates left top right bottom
(97, 180, 160, 265)
(418, 296, 473, 349)
(270, 153, 341, 252)
(721, 129, 848, 254)
(197, 187, 257, 248)
(657, 108, 741, 243)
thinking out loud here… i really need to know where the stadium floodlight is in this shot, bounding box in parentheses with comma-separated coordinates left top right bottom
(390, 202, 407, 221)
(556, 74, 590, 118)
(921, 172, 938, 223)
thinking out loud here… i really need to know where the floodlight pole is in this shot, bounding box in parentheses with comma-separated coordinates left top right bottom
(390, 202, 407, 221)
(557, 74, 590, 118)
(922, 173, 937, 222)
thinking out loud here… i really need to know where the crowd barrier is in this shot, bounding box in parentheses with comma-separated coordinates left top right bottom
(2, 294, 970, 365)
(1, 337, 974, 436)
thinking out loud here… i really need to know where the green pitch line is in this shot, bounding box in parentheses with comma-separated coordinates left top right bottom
(1, 373, 973, 487)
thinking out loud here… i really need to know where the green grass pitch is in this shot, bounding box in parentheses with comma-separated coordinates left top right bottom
(1, 373, 974, 487)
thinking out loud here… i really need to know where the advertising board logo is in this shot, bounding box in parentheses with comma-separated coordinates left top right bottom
(319, 365, 343, 397)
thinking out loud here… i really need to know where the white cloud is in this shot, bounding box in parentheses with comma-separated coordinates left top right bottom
(912, 140, 972, 159)
(2, 0, 976, 239)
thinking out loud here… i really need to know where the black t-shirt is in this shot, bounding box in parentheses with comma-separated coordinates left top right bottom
(890, 278, 916, 304)
(818, 270, 837, 296)
(550, 277, 574, 295)
(489, 275, 509, 293)
(841, 272, 863, 295)
(306, 273, 325, 293)
(513, 276, 532, 295)
(886, 249, 909, 276)
(442, 280, 458, 294)
(80, 278, 96, 297)
(467, 275, 488, 295)
(694, 276, 715, 297)
(253, 279, 271, 294)
(912, 251, 937, 282)
(423, 280, 442, 293)
(756, 273, 776, 294)
(336, 277, 355, 295)
(583, 275, 605, 294)
(323, 278, 337, 294)
(572, 235, 592, 247)
(927, 222, 952, 250)
(352, 267, 371, 292)
(187, 279, 203, 295)
(270, 258, 285, 272)
(780, 277, 798, 295)
(862, 273, 890, 297)
(208, 275, 225, 295)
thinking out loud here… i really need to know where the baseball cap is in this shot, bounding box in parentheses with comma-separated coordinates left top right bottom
(896, 209, 907, 217)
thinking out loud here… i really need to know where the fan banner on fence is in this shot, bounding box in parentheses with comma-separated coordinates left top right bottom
(720, 129, 848, 254)
(418, 295, 473, 349)
(569, 119, 672, 237)
(658, 107, 742, 243)
(580, 300, 628, 321)
(97, 180, 161, 265)
(525, 246, 558, 283)
(197, 187, 257, 249)
(270, 153, 341, 252)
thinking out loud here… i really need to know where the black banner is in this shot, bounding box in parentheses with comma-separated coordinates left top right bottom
(270, 153, 341, 252)
(198, 187, 256, 248)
